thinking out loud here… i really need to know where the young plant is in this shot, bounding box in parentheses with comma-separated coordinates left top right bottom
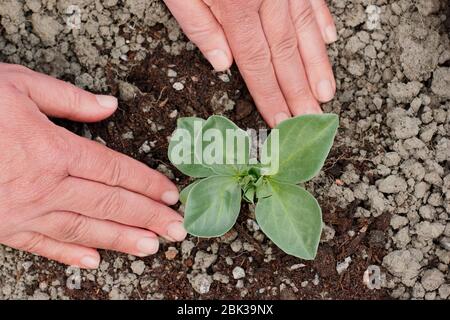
(168, 114, 338, 260)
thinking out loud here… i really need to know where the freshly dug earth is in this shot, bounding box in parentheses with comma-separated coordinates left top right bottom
(0, 0, 449, 300)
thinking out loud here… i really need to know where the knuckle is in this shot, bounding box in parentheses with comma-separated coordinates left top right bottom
(100, 188, 125, 220)
(107, 156, 124, 186)
(66, 85, 82, 117)
(270, 35, 298, 61)
(60, 215, 89, 243)
(20, 234, 45, 253)
(238, 49, 271, 75)
(109, 232, 127, 251)
(292, 5, 315, 30)
(286, 84, 312, 99)
(143, 173, 158, 195)
(185, 18, 222, 42)
(143, 209, 161, 230)
(307, 53, 330, 69)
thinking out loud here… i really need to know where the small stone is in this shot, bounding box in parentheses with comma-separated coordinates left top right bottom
(382, 250, 421, 287)
(193, 251, 217, 270)
(213, 273, 229, 284)
(167, 69, 177, 77)
(388, 81, 423, 103)
(421, 269, 445, 291)
(415, 221, 445, 240)
(218, 73, 230, 83)
(431, 67, 450, 99)
(387, 108, 420, 139)
(118, 81, 139, 101)
(336, 257, 352, 275)
(321, 224, 335, 242)
(130, 260, 146, 276)
(181, 240, 195, 259)
(165, 247, 178, 260)
(173, 82, 184, 91)
(390, 215, 409, 230)
(232, 266, 246, 279)
(377, 175, 407, 194)
(440, 237, 450, 251)
(168, 109, 178, 118)
(438, 284, 450, 299)
(189, 273, 212, 294)
(289, 264, 306, 271)
(121, 131, 134, 140)
(383, 152, 401, 167)
(230, 240, 242, 253)
(210, 91, 235, 113)
(139, 141, 151, 154)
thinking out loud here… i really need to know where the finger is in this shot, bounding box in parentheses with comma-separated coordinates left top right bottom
(218, 1, 291, 127)
(65, 132, 179, 205)
(260, 0, 321, 116)
(164, 0, 233, 71)
(290, 0, 336, 103)
(4, 232, 100, 269)
(33, 211, 160, 257)
(7, 66, 118, 122)
(309, 0, 337, 44)
(55, 177, 187, 241)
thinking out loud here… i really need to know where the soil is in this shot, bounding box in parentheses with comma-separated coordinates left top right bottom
(58, 44, 389, 300)
(0, 0, 449, 300)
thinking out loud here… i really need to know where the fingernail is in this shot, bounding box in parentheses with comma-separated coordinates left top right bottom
(324, 26, 337, 44)
(161, 190, 179, 205)
(274, 112, 289, 126)
(167, 221, 187, 241)
(137, 237, 159, 255)
(80, 256, 100, 269)
(205, 49, 230, 71)
(316, 80, 335, 102)
(95, 95, 118, 109)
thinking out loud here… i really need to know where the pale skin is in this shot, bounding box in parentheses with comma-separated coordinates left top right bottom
(0, 0, 336, 269)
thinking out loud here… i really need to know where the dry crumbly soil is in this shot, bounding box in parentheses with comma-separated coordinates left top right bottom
(0, 0, 449, 300)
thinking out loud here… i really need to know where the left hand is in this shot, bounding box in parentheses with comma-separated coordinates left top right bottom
(164, 0, 337, 127)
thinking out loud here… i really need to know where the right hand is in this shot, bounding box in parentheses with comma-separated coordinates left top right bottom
(165, 0, 337, 127)
(0, 63, 186, 269)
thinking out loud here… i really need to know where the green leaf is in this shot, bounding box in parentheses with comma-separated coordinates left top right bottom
(179, 180, 201, 205)
(168, 117, 215, 178)
(200, 115, 250, 176)
(243, 185, 256, 204)
(184, 176, 242, 237)
(255, 180, 322, 260)
(261, 114, 338, 183)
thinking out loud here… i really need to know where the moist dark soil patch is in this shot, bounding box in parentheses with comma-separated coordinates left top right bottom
(58, 44, 389, 300)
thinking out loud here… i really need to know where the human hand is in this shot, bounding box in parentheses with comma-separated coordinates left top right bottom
(164, 0, 337, 127)
(0, 63, 186, 269)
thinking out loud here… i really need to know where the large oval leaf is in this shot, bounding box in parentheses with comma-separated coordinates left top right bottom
(184, 176, 242, 237)
(261, 114, 338, 183)
(168, 117, 215, 177)
(179, 180, 201, 205)
(255, 180, 322, 260)
(200, 115, 251, 176)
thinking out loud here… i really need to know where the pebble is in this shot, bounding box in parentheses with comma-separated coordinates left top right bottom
(130, 261, 146, 276)
(232, 266, 246, 280)
(172, 82, 184, 91)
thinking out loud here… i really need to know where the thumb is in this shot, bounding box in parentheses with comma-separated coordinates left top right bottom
(11, 67, 118, 122)
(164, 0, 233, 71)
